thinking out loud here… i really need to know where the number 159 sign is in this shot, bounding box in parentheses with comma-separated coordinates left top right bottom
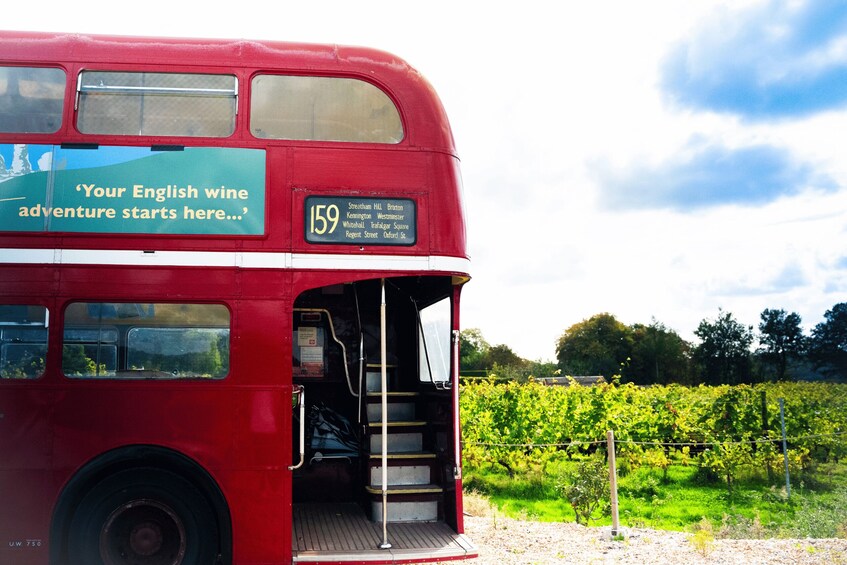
(304, 196, 416, 246)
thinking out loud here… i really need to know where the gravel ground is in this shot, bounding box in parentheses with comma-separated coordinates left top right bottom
(463, 515, 847, 564)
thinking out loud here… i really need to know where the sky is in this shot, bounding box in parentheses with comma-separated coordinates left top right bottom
(5, 0, 847, 361)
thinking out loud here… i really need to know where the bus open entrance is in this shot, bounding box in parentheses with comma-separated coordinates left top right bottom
(290, 276, 473, 563)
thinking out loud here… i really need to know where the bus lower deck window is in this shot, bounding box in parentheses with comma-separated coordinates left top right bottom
(62, 302, 230, 379)
(0, 305, 48, 379)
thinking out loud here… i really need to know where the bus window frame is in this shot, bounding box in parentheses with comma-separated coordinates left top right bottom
(248, 72, 405, 144)
(417, 295, 452, 385)
(0, 65, 67, 134)
(75, 69, 239, 138)
(60, 301, 233, 381)
(0, 304, 50, 380)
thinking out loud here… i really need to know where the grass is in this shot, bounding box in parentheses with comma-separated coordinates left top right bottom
(463, 459, 847, 538)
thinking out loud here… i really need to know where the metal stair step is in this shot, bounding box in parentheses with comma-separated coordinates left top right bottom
(369, 432, 422, 453)
(367, 401, 415, 422)
(368, 486, 443, 521)
(366, 391, 419, 398)
(365, 484, 443, 495)
(367, 420, 426, 428)
(365, 367, 398, 392)
(369, 464, 431, 487)
(368, 451, 436, 460)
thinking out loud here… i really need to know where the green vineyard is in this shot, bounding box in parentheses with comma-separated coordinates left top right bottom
(460, 379, 847, 486)
(460, 380, 847, 534)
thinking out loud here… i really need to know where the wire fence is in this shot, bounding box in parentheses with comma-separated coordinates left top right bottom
(464, 430, 847, 450)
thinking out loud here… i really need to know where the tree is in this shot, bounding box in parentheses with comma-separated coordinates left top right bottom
(460, 328, 490, 371)
(757, 308, 805, 381)
(693, 309, 754, 385)
(526, 360, 560, 380)
(627, 320, 693, 384)
(808, 302, 847, 380)
(487, 343, 524, 368)
(556, 313, 632, 377)
(61, 345, 98, 376)
(459, 328, 532, 379)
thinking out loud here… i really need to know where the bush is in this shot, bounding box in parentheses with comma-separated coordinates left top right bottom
(556, 455, 610, 525)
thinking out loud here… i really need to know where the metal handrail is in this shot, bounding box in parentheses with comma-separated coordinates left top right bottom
(288, 385, 305, 471)
(294, 308, 358, 398)
(78, 85, 237, 97)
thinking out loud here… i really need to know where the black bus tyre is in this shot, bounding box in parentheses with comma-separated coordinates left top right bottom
(66, 467, 219, 565)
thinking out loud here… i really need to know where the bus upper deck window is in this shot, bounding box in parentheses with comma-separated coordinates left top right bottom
(0, 66, 65, 133)
(77, 71, 237, 137)
(250, 75, 403, 143)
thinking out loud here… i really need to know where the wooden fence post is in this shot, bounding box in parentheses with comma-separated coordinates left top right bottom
(762, 390, 773, 482)
(607, 430, 620, 536)
(779, 398, 791, 497)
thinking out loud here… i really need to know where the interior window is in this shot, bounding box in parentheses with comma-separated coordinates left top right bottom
(418, 297, 451, 383)
(77, 71, 237, 137)
(63, 327, 118, 377)
(250, 75, 403, 143)
(0, 66, 65, 133)
(0, 305, 48, 379)
(63, 302, 230, 379)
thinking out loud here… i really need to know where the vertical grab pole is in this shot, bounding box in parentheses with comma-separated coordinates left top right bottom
(452, 329, 462, 480)
(379, 279, 392, 550)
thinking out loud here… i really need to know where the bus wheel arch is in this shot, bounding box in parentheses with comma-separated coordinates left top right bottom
(50, 445, 232, 565)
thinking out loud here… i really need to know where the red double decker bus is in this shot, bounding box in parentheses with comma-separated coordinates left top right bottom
(0, 31, 474, 565)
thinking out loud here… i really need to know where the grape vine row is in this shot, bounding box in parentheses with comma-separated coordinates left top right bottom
(460, 380, 847, 483)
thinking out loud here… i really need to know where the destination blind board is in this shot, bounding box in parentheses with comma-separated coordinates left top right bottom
(0, 144, 266, 235)
(305, 196, 416, 245)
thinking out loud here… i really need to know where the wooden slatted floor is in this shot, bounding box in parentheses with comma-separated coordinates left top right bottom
(292, 503, 476, 563)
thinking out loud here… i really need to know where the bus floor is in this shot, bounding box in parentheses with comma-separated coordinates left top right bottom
(292, 502, 476, 563)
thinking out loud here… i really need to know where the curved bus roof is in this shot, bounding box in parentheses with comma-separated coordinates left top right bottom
(0, 30, 457, 155)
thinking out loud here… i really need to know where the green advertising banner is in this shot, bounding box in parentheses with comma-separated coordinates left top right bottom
(0, 144, 266, 235)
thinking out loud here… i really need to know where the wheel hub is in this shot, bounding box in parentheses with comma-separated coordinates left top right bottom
(100, 499, 186, 565)
(129, 521, 163, 556)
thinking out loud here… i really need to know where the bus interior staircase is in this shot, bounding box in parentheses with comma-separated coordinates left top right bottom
(364, 365, 443, 522)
